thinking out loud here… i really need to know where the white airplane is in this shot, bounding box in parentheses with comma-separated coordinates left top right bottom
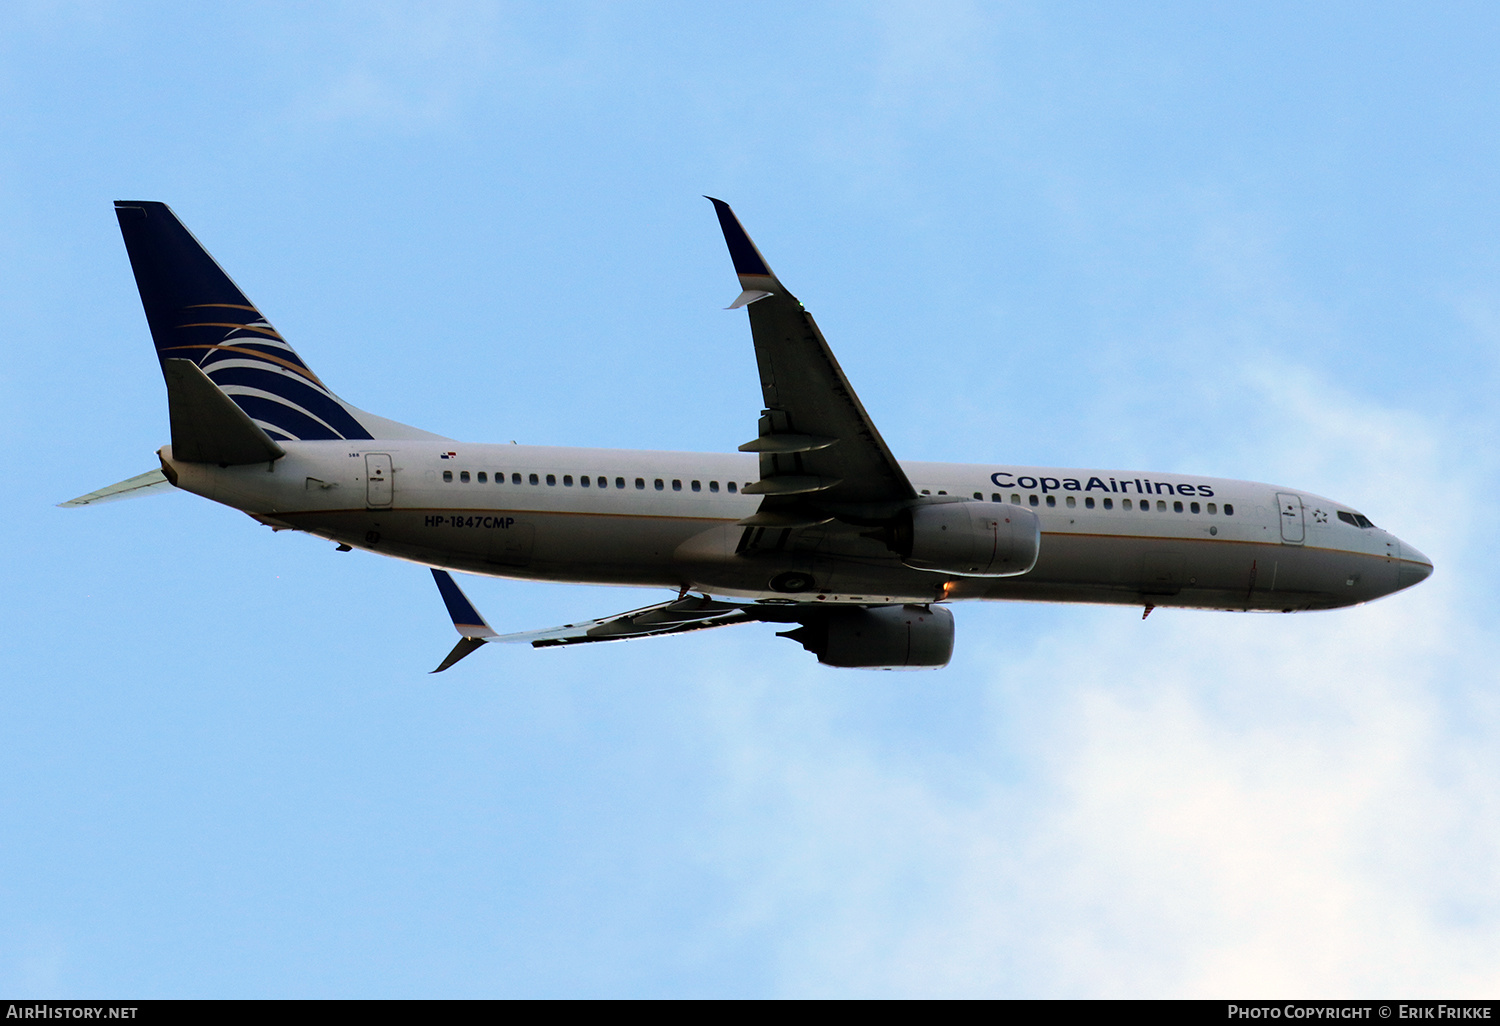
(64, 199, 1433, 671)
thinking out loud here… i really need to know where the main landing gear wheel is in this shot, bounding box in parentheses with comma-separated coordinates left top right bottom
(770, 571, 816, 593)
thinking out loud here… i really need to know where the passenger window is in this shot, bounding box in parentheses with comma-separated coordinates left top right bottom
(1157, 500, 1167, 512)
(616, 477, 625, 489)
(1190, 502, 1200, 514)
(635, 478, 645, 490)
(460, 471, 470, 483)
(1173, 500, 1183, 513)
(921, 489, 931, 495)
(691, 480, 701, 492)
(1011, 494, 1020, 504)
(598, 477, 607, 488)
(580, 475, 590, 488)
(1029, 495, 1039, 506)
(1207, 502, 1217, 514)
(1045, 495, 1056, 507)
(1123, 499, 1132, 510)
(991, 493, 1002, 502)
(443, 470, 453, 482)
(1104, 498, 1113, 510)
(513, 473, 522, 484)
(709, 481, 719, 492)
(563, 475, 573, 486)
(546, 474, 556, 486)
(1065, 496, 1076, 508)
(529, 473, 539, 485)
(1224, 504, 1235, 516)
(672, 480, 682, 491)
(1085, 497, 1095, 509)
(477, 472, 487, 483)
(937, 490, 947, 496)
(655, 479, 664, 491)
(728, 482, 737, 493)
(973, 492, 983, 500)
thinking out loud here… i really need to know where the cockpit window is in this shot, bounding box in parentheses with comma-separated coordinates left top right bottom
(1338, 511, 1377, 529)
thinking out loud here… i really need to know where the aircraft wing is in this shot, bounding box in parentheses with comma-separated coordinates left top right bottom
(429, 569, 765, 671)
(707, 198, 917, 526)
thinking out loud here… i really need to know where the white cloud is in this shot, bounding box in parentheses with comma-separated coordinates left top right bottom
(689, 362, 1500, 997)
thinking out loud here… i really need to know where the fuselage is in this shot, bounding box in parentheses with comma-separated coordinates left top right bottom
(160, 440, 1433, 613)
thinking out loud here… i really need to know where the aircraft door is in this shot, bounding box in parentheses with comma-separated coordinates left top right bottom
(365, 453, 393, 508)
(1276, 492, 1304, 544)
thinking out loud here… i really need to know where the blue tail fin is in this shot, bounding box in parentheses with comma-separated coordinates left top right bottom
(114, 201, 443, 444)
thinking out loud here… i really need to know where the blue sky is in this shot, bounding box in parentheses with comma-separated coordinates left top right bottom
(3, 1, 1498, 997)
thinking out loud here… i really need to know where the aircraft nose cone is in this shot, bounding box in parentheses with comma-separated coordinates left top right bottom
(1397, 541, 1433, 589)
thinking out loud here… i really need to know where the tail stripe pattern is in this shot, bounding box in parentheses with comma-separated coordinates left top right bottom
(115, 201, 373, 443)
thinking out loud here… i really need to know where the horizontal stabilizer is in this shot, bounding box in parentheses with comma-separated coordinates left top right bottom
(58, 468, 174, 507)
(163, 358, 285, 464)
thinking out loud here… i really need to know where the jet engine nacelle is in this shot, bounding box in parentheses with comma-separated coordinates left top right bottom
(780, 604, 955, 669)
(893, 501, 1040, 577)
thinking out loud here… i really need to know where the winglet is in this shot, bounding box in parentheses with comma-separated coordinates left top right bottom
(430, 569, 497, 672)
(434, 637, 489, 674)
(431, 569, 497, 636)
(705, 197, 780, 308)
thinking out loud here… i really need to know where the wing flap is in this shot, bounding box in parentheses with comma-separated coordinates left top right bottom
(521, 595, 758, 646)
